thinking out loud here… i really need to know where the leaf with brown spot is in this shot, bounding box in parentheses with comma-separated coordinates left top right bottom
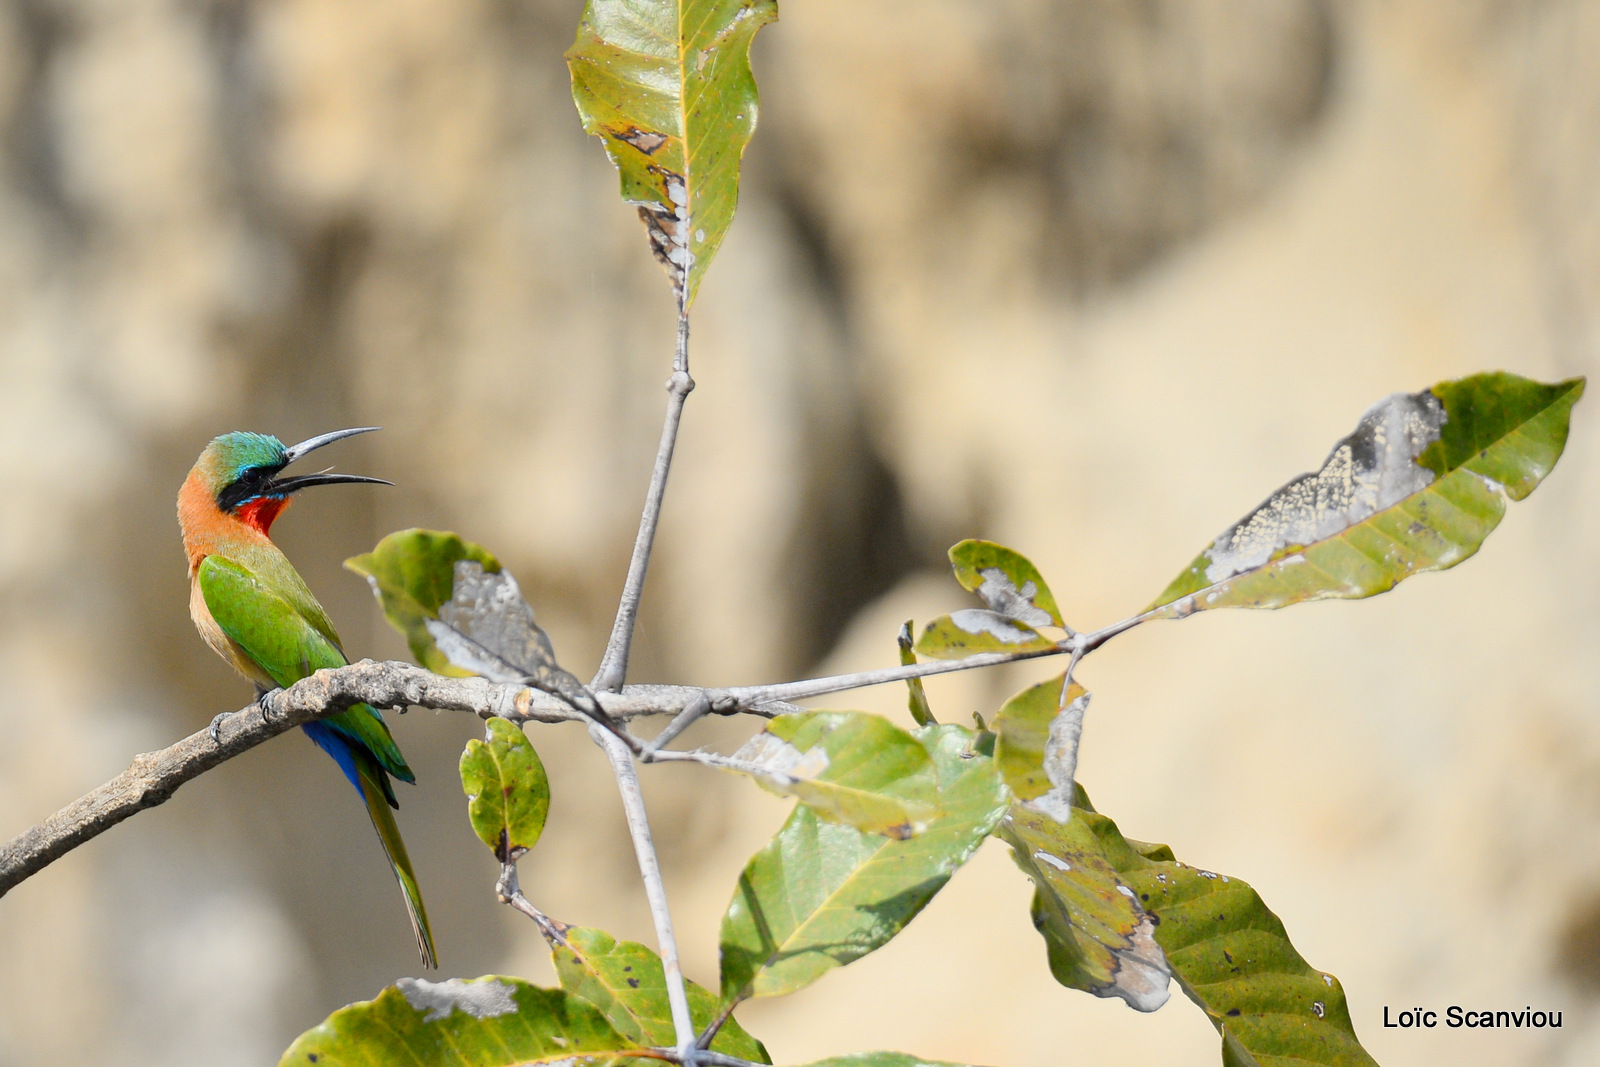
(543, 925, 768, 1063)
(1000, 804, 1171, 1012)
(897, 621, 936, 727)
(459, 718, 549, 863)
(279, 978, 645, 1067)
(567, 0, 777, 308)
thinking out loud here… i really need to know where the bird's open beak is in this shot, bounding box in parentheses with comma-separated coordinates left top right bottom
(283, 425, 381, 463)
(273, 426, 394, 494)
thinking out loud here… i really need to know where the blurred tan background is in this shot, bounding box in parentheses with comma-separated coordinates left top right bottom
(1, 0, 1597, 1063)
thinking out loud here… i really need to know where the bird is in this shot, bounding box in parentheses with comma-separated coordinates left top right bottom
(177, 426, 436, 968)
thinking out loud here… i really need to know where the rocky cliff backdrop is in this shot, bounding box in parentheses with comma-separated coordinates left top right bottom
(1, 1, 1597, 1064)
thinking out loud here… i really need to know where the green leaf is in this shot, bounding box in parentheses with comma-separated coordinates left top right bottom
(897, 622, 936, 727)
(566, 0, 777, 308)
(788, 1056, 987, 1067)
(544, 923, 769, 1063)
(915, 610, 1058, 660)
(1026, 797, 1379, 1066)
(460, 718, 550, 863)
(345, 529, 501, 676)
(278, 977, 645, 1067)
(719, 725, 1007, 1002)
(948, 540, 1064, 628)
(730, 712, 941, 838)
(1150, 372, 1584, 615)
(992, 673, 1088, 815)
(1000, 804, 1171, 1012)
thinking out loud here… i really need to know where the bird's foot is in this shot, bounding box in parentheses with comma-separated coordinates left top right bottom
(254, 687, 279, 721)
(208, 711, 230, 746)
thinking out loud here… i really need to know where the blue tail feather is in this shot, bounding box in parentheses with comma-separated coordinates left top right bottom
(302, 721, 399, 807)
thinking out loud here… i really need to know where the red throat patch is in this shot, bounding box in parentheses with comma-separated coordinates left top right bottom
(237, 495, 291, 535)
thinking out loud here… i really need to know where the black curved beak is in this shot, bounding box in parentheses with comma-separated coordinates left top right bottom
(270, 471, 395, 494)
(283, 425, 382, 463)
(274, 427, 393, 494)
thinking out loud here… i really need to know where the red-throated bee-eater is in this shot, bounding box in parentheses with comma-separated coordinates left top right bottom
(178, 427, 436, 968)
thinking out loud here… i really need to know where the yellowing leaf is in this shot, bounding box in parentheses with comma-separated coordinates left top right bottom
(567, 0, 777, 308)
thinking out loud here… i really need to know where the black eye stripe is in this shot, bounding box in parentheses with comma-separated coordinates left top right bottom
(217, 465, 283, 511)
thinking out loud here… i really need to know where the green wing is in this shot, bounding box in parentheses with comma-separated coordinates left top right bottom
(198, 555, 413, 782)
(199, 555, 346, 686)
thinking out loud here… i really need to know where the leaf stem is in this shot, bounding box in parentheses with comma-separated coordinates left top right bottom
(593, 313, 695, 694)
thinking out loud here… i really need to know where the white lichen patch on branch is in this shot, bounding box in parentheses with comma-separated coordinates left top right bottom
(397, 977, 518, 1022)
(975, 567, 1054, 627)
(1202, 390, 1446, 582)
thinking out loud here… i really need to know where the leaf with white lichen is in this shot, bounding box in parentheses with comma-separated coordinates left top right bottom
(345, 529, 501, 676)
(915, 609, 1058, 660)
(719, 725, 1007, 1002)
(729, 712, 941, 838)
(425, 561, 602, 717)
(566, 0, 776, 308)
(992, 673, 1088, 820)
(1150, 372, 1584, 615)
(278, 977, 648, 1066)
(948, 540, 1065, 629)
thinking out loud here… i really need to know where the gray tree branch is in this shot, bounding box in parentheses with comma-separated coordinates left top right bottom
(0, 606, 1152, 902)
(593, 320, 695, 694)
(0, 659, 787, 899)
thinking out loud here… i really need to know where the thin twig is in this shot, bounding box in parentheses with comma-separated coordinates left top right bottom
(593, 722, 700, 1067)
(593, 315, 695, 694)
(723, 609, 1158, 707)
(642, 748, 772, 776)
(496, 860, 569, 941)
(728, 644, 1067, 705)
(694, 999, 742, 1051)
(640, 690, 711, 759)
